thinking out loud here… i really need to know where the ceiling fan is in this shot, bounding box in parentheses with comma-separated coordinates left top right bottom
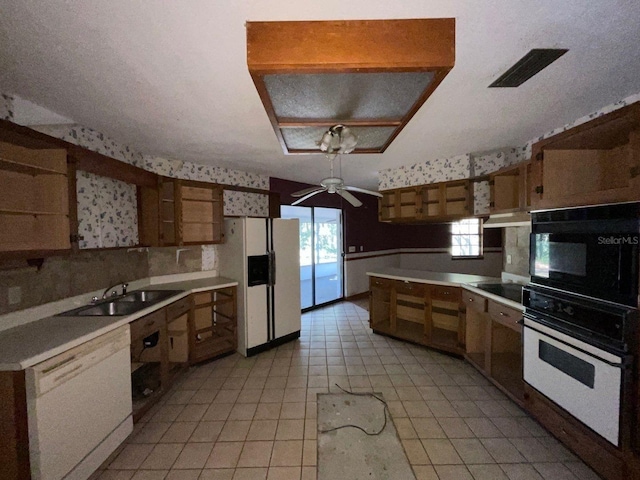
(291, 125, 383, 207)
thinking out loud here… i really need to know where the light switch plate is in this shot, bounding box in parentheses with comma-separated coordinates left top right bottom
(348, 246, 356, 253)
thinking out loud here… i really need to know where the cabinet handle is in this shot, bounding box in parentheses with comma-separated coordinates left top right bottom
(499, 312, 508, 317)
(443, 291, 450, 295)
(146, 320, 156, 327)
(468, 298, 474, 302)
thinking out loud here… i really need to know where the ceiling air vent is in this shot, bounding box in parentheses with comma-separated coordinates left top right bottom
(489, 49, 568, 88)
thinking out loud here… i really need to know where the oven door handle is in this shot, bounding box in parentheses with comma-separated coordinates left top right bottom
(523, 316, 627, 368)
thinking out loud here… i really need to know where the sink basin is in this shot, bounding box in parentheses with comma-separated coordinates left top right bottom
(57, 289, 183, 317)
(120, 290, 183, 303)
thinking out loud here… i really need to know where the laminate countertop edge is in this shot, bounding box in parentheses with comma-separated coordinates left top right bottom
(0, 276, 238, 371)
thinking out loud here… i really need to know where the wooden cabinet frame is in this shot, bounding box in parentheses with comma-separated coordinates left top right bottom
(369, 276, 465, 355)
(488, 161, 532, 213)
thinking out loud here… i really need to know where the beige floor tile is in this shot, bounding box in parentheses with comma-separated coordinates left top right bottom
(420, 439, 463, 465)
(203, 403, 234, 422)
(411, 418, 447, 439)
(199, 469, 235, 480)
(161, 422, 198, 443)
(302, 440, 316, 467)
(270, 440, 303, 466)
(205, 442, 244, 469)
(303, 420, 317, 440)
(132, 422, 172, 444)
(283, 389, 307, 403)
(247, 419, 279, 441)
(393, 417, 418, 439)
(467, 464, 509, 480)
(433, 464, 473, 480)
(266, 466, 301, 480)
(172, 443, 213, 469)
(412, 465, 439, 480)
(450, 438, 495, 464)
(131, 470, 169, 480)
(510, 437, 558, 462)
(99, 471, 135, 480)
(300, 466, 316, 480)
(176, 405, 208, 422)
(286, 377, 308, 389)
(402, 400, 432, 418)
(165, 470, 201, 479)
(464, 417, 503, 438)
(237, 390, 264, 404)
(401, 439, 431, 465)
(280, 403, 306, 420)
(561, 462, 601, 480)
(109, 444, 155, 470)
(500, 463, 544, 479)
(190, 390, 218, 404)
(264, 377, 288, 389)
(437, 417, 475, 439)
(533, 462, 579, 480)
(481, 438, 526, 463)
(275, 419, 305, 440)
(255, 403, 282, 420)
(214, 390, 241, 404)
(140, 443, 184, 470)
(261, 389, 285, 403)
(151, 405, 186, 423)
(189, 421, 224, 443)
(228, 403, 258, 421)
(237, 441, 274, 468)
(219, 421, 251, 442)
(232, 468, 268, 480)
(166, 390, 197, 405)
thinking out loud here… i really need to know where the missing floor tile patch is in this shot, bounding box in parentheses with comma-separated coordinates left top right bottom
(318, 390, 416, 480)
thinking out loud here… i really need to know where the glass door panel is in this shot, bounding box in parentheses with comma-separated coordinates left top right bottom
(314, 207, 343, 305)
(281, 205, 343, 310)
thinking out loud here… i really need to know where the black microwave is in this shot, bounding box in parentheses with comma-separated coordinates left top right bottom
(530, 202, 640, 307)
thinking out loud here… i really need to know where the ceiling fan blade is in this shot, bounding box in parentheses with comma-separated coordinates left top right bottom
(291, 186, 324, 198)
(291, 188, 326, 206)
(343, 185, 383, 198)
(337, 189, 362, 207)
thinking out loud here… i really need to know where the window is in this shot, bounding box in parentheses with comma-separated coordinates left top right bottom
(451, 218, 483, 258)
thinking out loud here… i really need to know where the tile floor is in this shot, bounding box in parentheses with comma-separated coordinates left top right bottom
(96, 300, 602, 480)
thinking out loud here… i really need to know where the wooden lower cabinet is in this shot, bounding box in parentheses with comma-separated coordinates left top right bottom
(464, 291, 524, 404)
(369, 277, 464, 355)
(189, 286, 238, 364)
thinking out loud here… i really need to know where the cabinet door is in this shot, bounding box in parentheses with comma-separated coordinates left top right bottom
(189, 287, 237, 364)
(0, 141, 71, 257)
(488, 300, 523, 401)
(428, 286, 463, 353)
(378, 191, 397, 222)
(179, 183, 224, 244)
(394, 280, 427, 343)
(369, 277, 392, 333)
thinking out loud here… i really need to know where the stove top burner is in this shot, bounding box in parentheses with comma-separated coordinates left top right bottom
(475, 283, 524, 304)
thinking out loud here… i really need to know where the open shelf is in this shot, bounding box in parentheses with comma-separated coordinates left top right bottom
(396, 318, 424, 344)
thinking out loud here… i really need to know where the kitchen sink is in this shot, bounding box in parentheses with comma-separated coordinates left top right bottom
(57, 290, 183, 317)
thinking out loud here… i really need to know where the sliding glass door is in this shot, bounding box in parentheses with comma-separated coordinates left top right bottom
(281, 205, 343, 310)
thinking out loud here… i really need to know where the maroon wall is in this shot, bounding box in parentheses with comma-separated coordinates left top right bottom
(270, 177, 501, 252)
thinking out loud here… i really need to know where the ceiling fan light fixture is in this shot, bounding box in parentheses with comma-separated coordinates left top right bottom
(319, 125, 358, 156)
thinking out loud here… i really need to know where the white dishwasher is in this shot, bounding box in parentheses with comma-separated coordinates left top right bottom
(26, 325, 133, 480)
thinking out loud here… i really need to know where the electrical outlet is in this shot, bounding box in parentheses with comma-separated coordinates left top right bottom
(8, 286, 21, 305)
(506, 254, 512, 264)
(348, 246, 356, 253)
(360, 246, 364, 252)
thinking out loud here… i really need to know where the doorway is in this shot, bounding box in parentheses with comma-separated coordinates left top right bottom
(281, 205, 343, 310)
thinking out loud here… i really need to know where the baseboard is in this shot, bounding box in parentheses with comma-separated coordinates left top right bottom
(246, 330, 301, 357)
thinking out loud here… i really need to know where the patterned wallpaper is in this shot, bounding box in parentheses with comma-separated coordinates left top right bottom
(379, 91, 640, 207)
(0, 94, 14, 120)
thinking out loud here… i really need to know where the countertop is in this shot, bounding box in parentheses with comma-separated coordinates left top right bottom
(0, 275, 238, 371)
(366, 267, 525, 311)
(367, 267, 498, 286)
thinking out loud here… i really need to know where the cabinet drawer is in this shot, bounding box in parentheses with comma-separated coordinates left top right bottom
(370, 277, 392, 289)
(463, 290, 487, 312)
(131, 309, 166, 340)
(431, 285, 461, 302)
(166, 295, 192, 319)
(487, 300, 522, 331)
(395, 280, 426, 297)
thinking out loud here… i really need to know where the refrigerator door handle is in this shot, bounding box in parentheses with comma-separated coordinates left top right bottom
(268, 250, 276, 286)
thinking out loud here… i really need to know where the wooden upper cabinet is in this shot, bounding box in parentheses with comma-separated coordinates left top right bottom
(530, 102, 640, 210)
(140, 177, 225, 246)
(489, 161, 532, 213)
(378, 179, 472, 223)
(0, 140, 71, 258)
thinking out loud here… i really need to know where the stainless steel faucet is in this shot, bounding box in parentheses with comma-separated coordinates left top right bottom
(101, 282, 129, 300)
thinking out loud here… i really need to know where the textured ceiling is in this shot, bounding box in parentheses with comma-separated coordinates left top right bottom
(1, 1, 639, 190)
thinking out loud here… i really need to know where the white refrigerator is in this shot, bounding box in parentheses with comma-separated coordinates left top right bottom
(218, 217, 301, 356)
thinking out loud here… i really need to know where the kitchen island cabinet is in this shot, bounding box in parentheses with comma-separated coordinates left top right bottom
(367, 269, 495, 355)
(463, 286, 524, 404)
